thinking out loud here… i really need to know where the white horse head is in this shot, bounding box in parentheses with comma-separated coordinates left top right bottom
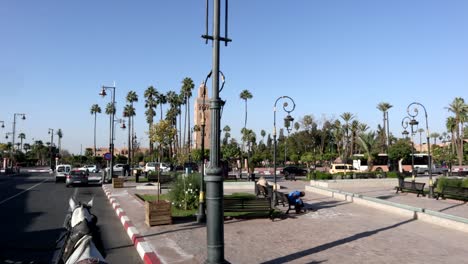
(69, 197, 95, 228)
(63, 197, 106, 264)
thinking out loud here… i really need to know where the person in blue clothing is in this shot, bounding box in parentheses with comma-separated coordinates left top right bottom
(288, 190, 305, 213)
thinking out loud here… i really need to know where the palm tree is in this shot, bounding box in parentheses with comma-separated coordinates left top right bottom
(446, 97, 468, 166)
(18, 133, 26, 151)
(376, 102, 393, 152)
(126, 91, 138, 164)
(358, 131, 377, 169)
(340, 112, 354, 161)
(181, 78, 195, 154)
(156, 92, 167, 121)
(430, 132, 440, 145)
(166, 91, 182, 155)
(90, 104, 101, 156)
(222, 125, 231, 146)
(144, 86, 158, 155)
(240, 90, 253, 157)
(56, 129, 63, 154)
(446, 116, 457, 157)
(123, 104, 136, 165)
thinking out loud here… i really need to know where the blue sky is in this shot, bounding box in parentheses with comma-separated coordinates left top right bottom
(1, 1, 467, 154)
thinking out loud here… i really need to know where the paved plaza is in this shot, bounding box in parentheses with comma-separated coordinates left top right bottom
(104, 178, 468, 264)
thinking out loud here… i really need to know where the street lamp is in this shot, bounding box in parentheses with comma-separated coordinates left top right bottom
(284, 114, 294, 165)
(401, 116, 418, 180)
(12, 113, 26, 152)
(273, 96, 296, 204)
(100, 84, 116, 181)
(407, 102, 433, 197)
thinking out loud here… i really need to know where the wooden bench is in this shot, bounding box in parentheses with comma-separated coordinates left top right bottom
(435, 186, 468, 201)
(224, 197, 273, 220)
(275, 191, 296, 214)
(395, 181, 426, 197)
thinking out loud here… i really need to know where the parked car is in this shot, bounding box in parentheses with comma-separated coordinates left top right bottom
(66, 169, 89, 187)
(281, 166, 308, 180)
(78, 164, 99, 173)
(144, 162, 171, 175)
(55, 164, 72, 182)
(329, 164, 357, 174)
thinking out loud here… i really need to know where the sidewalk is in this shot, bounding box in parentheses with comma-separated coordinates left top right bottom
(102, 178, 468, 264)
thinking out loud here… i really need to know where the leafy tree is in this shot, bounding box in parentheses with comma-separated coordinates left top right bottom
(388, 139, 412, 169)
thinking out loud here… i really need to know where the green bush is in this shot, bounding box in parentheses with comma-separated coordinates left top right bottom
(435, 177, 464, 193)
(168, 173, 201, 210)
(307, 171, 333, 180)
(386, 171, 399, 178)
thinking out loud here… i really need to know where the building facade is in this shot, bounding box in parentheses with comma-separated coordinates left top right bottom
(193, 83, 211, 150)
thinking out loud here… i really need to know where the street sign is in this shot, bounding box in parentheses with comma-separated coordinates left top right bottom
(103, 152, 112, 160)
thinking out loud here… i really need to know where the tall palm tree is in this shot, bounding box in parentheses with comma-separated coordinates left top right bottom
(126, 91, 138, 164)
(156, 92, 167, 121)
(105, 102, 116, 154)
(166, 91, 182, 155)
(123, 104, 136, 165)
(144, 86, 158, 155)
(340, 112, 354, 161)
(18, 133, 26, 151)
(446, 97, 468, 166)
(446, 116, 457, 157)
(90, 104, 102, 156)
(376, 102, 393, 152)
(56, 129, 63, 154)
(240, 90, 253, 157)
(239, 90, 253, 130)
(181, 78, 194, 154)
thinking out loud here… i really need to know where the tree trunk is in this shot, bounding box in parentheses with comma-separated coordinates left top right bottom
(149, 122, 153, 155)
(128, 116, 131, 166)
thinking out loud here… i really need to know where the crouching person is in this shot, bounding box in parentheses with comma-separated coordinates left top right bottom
(288, 190, 305, 213)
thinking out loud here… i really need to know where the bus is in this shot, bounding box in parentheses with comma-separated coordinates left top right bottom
(398, 153, 430, 173)
(352, 154, 389, 172)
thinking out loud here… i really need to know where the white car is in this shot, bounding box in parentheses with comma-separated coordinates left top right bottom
(144, 162, 170, 174)
(78, 165, 99, 173)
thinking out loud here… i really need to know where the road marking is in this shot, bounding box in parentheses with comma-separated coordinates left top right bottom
(0, 178, 49, 205)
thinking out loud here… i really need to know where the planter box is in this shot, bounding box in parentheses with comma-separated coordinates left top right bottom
(145, 200, 172, 226)
(112, 178, 125, 188)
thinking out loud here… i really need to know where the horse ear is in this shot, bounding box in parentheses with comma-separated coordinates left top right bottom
(69, 197, 76, 210)
(87, 198, 94, 207)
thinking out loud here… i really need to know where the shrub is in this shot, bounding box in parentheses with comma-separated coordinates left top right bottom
(435, 177, 463, 193)
(168, 173, 201, 210)
(308, 171, 333, 180)
(386, 171, 399, 178)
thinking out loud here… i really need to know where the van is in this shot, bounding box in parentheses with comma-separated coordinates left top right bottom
(329, 164, 356, 174)
(55, 164, 72, 182)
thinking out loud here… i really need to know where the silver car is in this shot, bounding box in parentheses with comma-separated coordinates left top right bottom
(66, 170, 89, 187)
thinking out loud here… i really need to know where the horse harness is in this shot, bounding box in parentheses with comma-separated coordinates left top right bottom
(61, 203, 98, 263)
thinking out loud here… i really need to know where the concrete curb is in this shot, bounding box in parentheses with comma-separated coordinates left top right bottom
(305, 185, 468, 233)
(102, 185, 162, 264)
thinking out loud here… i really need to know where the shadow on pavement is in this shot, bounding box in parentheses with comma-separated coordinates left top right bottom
(260, 218, 416, 264)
